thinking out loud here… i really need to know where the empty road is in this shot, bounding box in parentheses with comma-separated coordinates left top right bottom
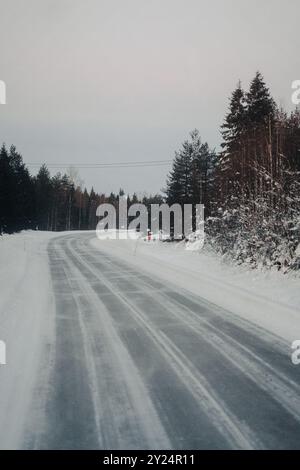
(27, 233, 300, 449)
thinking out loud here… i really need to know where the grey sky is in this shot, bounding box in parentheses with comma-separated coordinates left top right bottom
(0, 0, 299, 194)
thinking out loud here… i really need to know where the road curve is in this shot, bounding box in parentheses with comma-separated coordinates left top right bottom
(28, 233, 300, 449)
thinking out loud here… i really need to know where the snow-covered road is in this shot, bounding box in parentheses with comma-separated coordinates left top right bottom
(22, 232, 300, 449)
(1, 231, 300, 449)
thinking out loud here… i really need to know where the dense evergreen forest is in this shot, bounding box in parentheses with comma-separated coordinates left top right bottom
(165, 72, 300, 269)
(0, 147, 163, 234)
(1, 72, 299, 269)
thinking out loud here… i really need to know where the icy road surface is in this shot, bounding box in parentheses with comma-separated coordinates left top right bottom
(6, 233, 300, 449)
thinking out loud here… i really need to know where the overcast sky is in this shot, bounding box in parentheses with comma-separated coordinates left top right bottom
(0, 0, 299, 194)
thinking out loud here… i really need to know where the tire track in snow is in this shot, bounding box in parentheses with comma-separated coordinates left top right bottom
(47, 236, 171, 449)
(37, 238, 101, 449)
(73, 234, 300, 449)
(64, 239, 234, 448)
(63, 249, 171, 449)
(97, 254, 300, 426)
(66, 236, 258, 449)
(85, 238, 300, 400)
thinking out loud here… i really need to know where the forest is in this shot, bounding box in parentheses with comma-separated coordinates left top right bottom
(165, 72, 300, 270)
(1, 72, 299, 270)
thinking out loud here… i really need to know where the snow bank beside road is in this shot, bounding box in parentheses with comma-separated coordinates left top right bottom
(91, 236, 300, 344)
(0, 231, 56, 449)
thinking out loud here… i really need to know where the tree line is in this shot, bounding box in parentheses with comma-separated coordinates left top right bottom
(165, 72, 300, 270)
(0, 147, 162, 234)
(1, 71, 299, 269)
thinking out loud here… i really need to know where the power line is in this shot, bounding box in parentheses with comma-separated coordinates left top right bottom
(27, 159, 173, 169)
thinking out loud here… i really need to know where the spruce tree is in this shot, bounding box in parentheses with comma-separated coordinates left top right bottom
(35, 164, 52, 230)
(166, 140, 193, 206)
(221, 81, 246, 154)
(0, 144, 13, 233)
(246, 72, 276, 127)
(190, 129, 216, 210)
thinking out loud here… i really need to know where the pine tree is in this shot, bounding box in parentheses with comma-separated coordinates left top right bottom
(221, 81, 246, 154)
(88, 187, 97, 229)
(0, 144, 13, 233)
(166, 140, 193, 206)
(246, 72, 276, 127)
(0, 145, 36, 233)
(190, 129, 216, 211)
(35, 164, 52, 230)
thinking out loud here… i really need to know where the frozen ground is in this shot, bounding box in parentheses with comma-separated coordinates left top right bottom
(0, 231, 300, 449)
